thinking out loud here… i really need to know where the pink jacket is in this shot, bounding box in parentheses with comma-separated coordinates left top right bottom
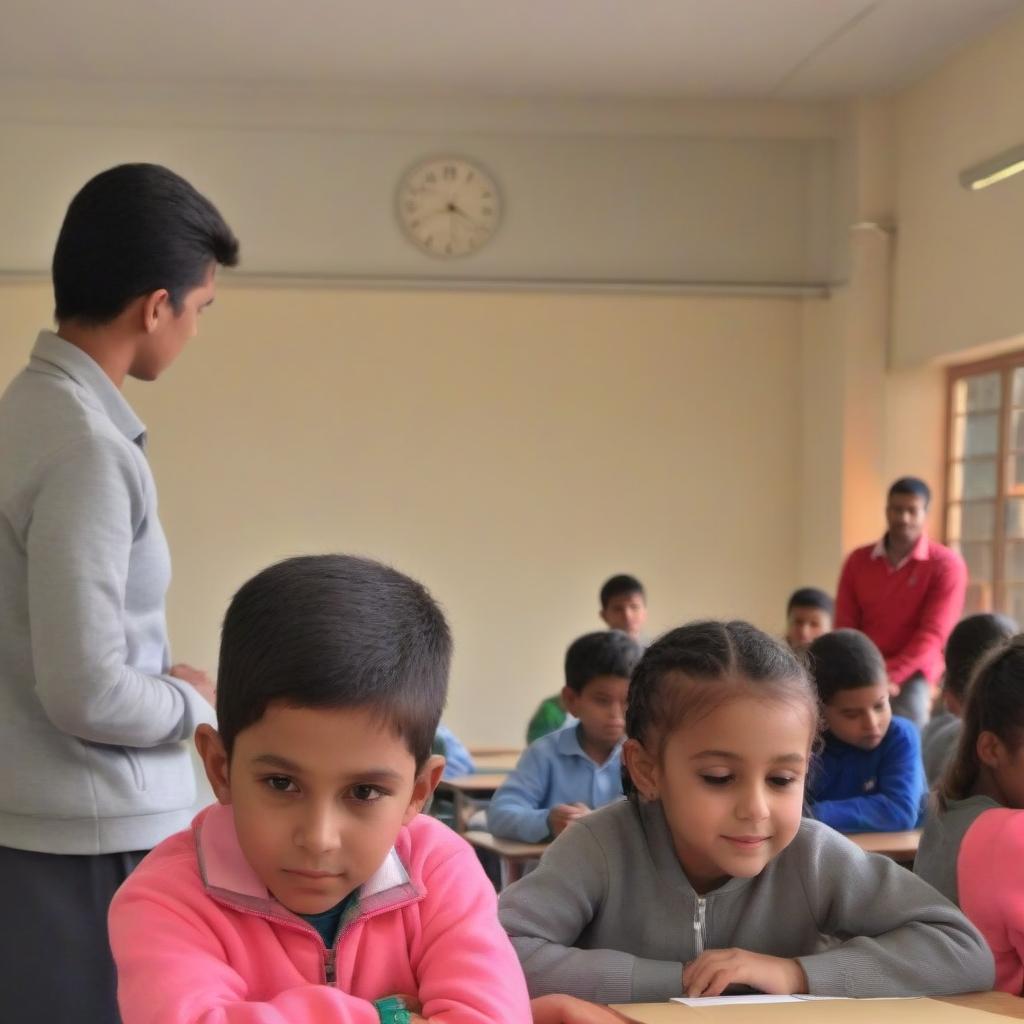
(959, 807, 1024, 995)
(109, 803, 532, 1023)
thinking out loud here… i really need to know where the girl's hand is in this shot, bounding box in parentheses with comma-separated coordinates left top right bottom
(531, 994, 633, 1024)
(682, 950, 807, 998)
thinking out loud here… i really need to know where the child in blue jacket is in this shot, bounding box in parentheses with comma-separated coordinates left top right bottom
(806, 629, 925, 832)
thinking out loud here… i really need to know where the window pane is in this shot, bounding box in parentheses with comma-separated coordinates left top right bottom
(1007, 540, 1024, 581)
(962, 501, 995, 541)
(1012, 410, 1024, 451)
(951, 413, 999, 458)
(947, 503, 961, 542)
(1008, 498, 1024, 539)
(955, 372, 1001, 414)
(1013, 366, 1024, 407)
(964, 582, 992, 615)
(1008, 453, 1024, 493)
(955, 540, 994, 581)
(949, 458, 997, 500)
(1006, 584, 1024, 625)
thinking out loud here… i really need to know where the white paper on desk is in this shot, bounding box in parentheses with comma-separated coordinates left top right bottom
(671, 995, 849, 1006)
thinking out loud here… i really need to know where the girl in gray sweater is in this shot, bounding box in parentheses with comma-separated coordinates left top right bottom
(499, 620, 994, 1006)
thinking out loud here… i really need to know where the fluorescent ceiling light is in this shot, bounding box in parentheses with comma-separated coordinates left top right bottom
(960, 143, 1024, 191)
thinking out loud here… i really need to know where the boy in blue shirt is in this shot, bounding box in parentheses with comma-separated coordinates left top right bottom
(806, 629, 925, 833)
(489, 630, 642, 842)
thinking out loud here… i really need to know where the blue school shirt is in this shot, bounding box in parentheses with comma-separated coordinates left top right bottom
(486, 725, 624, 843)
(807, 714, 926, 833)
(435, 723, 476, 779)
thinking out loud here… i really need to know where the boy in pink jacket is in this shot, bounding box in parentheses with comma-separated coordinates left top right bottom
(108, 554, 533, 1024)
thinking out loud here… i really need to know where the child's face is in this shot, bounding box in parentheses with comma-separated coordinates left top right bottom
(562, 675, 629, 750)
(822, 681, 891, 750)
(626, 695, 812, 894)
(197, 704, 440, 916)
(785, 607, 831, 649)
(600, 593, 647, 638)
(978, 732, 1024, 809)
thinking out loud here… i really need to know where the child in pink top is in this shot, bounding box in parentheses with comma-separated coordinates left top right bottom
(109, 554, 534, 1024)
(915, 633, 1024, 994)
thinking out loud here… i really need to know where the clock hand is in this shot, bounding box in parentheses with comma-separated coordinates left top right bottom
(450, 206, 484, 231)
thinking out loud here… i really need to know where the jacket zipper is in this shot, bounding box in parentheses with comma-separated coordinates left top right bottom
(693, 896, 707, 956)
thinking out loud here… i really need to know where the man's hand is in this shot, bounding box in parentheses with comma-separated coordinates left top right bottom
(530, 994, 632, 1024)
(682, 949, 807, 998)
(548, 803, 590, 837)
(169, 663, 216, 706)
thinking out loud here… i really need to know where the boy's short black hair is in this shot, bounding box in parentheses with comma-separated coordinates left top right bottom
(807, 629, 886, 704)
(944, 613, 1019, 702)
(216, 555, 451, 769)
(888, 476, 931, 507)
(599, 574, 645, 609)
(565, 630, 643, 693)
(786, 587, 834, 617)
(53, 163, 239, 325)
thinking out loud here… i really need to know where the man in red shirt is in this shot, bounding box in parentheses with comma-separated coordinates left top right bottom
(834, 477, 967, 730)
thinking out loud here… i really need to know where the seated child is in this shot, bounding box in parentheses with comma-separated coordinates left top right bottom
(435, 723, 476, 779)
(492, 631, 642, 843)
(915, 635, 1024, 993)
(805, 628, 925, 832)
(784, 587, 833, 649)
(108, 554, 532, 1023)
(525, 574, 647, 744)
(921, 613, 1017, 787)
(499, 620, 993, 1004)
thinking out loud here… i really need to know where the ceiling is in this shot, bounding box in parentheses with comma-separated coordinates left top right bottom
(0, 0, 1020, 101)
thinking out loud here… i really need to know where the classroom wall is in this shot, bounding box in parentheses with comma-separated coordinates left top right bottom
(0, 280, 803, 746)
(892, 5, 1024, 368)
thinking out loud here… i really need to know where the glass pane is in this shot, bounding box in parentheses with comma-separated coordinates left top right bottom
(961, 501, 995, 541)
(949, 458, 997, 500)
(951, 413, 999, 458)
(964, 582, 991, 615)
(955, 372, 1001, 414)
(1014, 366, 1024, 407)
(947, 503, 961, 542)
(1008, 498, 1024, 539)
(1006, 584, 1024, 625)
(1008, 454, 1024, 493)
(956, 540, 994, 581)
(1013, 410, 1024, 451)
(1007, 540, 1024, 581)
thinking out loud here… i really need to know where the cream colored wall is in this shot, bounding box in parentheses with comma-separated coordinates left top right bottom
(0, 280, 802, 746)
(893, 6, 1024, 368)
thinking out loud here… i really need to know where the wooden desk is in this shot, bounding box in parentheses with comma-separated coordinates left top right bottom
(434, 773, 508, 833)
(464, 829, 548, 885)
(847, 829, 921, 863)
(471, 749, 522, 772)
(611, 992, 1024, 1022)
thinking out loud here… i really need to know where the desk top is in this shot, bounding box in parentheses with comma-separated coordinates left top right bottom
(611, 992, 1024, 1023)
(435, 772, 508, 794)
(847, 829, 921, 860)
(464, 829, 548, 859)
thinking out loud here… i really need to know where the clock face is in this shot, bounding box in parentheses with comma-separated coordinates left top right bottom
(396, 157, 501, 259)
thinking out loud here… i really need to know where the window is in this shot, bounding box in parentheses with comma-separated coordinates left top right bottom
(946, 352, 1024, 621)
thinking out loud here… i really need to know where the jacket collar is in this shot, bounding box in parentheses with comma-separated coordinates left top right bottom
(555, 722, 625, 765)
(870, 532, 929, 569)
(194, 803, 423, 923)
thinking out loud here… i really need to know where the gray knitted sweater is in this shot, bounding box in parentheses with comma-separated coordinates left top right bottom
(498, 798, 994, 1004)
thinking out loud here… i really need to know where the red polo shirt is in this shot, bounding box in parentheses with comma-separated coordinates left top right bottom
(834, 534, 967, 687)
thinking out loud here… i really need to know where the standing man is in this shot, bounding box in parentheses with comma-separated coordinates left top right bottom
(834, 477, 967, 730)
(0, 164, 239, 1022)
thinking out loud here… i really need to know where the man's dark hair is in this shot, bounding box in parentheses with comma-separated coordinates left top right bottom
(53, 163, 239, 325)
(216, 555, 451, 768)
(564, 630, 643, 693)
(599, 574, 645, 609)
(888, 476, 931, 507)
(807, 629, 887, 704)
(786, 587, 834, 617)
(944, 613, 1019, 702)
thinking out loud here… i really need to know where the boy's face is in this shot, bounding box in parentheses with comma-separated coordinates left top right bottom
(822, 681, 892, 750)
(197, 703, 441, 915)
(785, 606, 831, 649)
(600, 592, 647, 638)
(562, 675, 629, 750)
